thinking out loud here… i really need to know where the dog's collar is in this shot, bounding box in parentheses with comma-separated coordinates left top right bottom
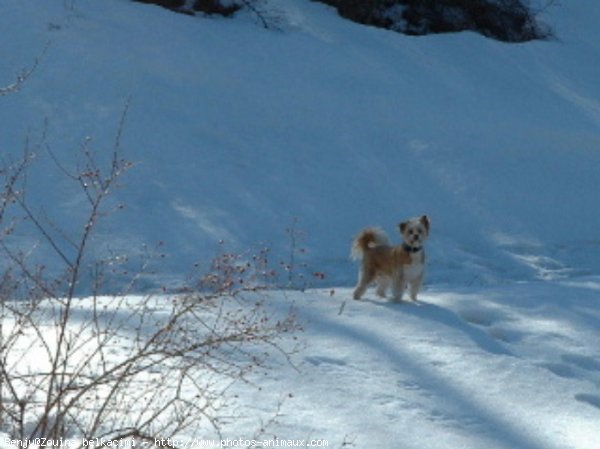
(403, 243, 422, 253)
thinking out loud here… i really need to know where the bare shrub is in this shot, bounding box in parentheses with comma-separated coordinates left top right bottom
(131, 0, 272, 28)
(0, 45, 48, 97)
(280, 218, 326, 291)
(0, 105, 298, 443)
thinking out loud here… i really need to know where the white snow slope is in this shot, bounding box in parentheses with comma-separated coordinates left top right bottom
(1, 0, 600, 448)
(2, 0, 600, 287)
(239, 284, 600, 449)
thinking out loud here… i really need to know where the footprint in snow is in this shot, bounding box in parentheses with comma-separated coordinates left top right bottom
(575, 394, 600, 411)
(542, 354, 600, 382)
(458, 307, 505, 327)
(304, 355, 347, 367)
(540, 363, 577, 379)
(487, 326, 524, 343)
(561, 354, 600, 372)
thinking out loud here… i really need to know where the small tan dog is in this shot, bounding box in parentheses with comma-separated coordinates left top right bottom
(351, 215, 430, 302)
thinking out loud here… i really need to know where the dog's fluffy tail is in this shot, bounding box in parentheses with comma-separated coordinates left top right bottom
(350, 227, 389, 260)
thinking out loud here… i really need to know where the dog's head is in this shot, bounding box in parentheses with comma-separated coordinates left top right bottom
(399, 215, 430, 248)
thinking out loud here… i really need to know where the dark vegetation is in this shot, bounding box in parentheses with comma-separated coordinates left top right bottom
(132, 0, 242, 17)
(133, 0, 552, 42)
(315, 0, 552, 42)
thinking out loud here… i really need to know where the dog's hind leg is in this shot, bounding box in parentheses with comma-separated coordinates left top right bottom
(353, 268, 374, 300)
(376, 276, 390, 298)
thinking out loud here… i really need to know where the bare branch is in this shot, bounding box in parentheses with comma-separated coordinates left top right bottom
(0, 101, 298, 442)
(0, 43, 49, 97)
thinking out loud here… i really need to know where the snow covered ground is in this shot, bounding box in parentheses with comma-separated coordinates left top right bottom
(239, 282, 600, 449)
(4, 281, 599, 449)
(1, 0, 600, 448)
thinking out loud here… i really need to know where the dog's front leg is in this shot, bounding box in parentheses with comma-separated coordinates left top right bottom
(408, 273, 423, 301)
(391, 272, 405, 302)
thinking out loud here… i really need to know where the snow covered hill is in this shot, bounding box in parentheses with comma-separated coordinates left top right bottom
(2, 0, 600, 288)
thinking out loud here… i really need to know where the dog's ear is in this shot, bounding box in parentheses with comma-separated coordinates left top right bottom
(420, 215, 430, 232)
(399, 221, 407, 233)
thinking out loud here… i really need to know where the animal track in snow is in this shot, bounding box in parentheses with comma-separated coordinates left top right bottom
(487, 326, 523, 343)
(575, 394, 600, 411)
(304, 355, 347, 367)
(540, 363, 577, 379)
(561, 354, 600, 372)
(542, 353, 600, 387)
(458, 309, 495, 327)
(457, 306, 507, 328)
